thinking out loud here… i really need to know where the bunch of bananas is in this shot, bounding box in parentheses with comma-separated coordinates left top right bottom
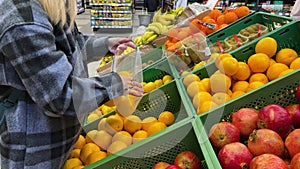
(134, 7, 185, 47)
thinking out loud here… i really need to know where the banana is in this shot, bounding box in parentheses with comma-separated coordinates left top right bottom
(146, 25, 161, 34)
(152, 8, 162, 23)
(145, 34, 158, 43)
(148, 22, 164, 33)
(158, 16, 172, 26)
(161, 14, 176, 21)
(142, 31, 156, 44)
(134, 36, 142, 45)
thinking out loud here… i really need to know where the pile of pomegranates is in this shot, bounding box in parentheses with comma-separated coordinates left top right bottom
(208, 99, 300, 169)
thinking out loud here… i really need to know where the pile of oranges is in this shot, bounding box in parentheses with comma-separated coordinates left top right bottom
(62, 111, 176, 169)
(183, 37, 300, 115)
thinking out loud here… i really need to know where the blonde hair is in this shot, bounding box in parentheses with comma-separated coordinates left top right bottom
(38, 0, 76, 28)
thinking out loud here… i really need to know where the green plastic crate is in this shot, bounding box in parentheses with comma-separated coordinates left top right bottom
(83, 118, 209, 169)
(140, 46, 165, 70)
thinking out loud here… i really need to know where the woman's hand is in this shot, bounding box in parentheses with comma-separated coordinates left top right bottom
(108, 38, 136, 55)
(119, 75, 143, 97)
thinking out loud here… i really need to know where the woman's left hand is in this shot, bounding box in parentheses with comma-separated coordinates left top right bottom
(108, 38, 136, 55)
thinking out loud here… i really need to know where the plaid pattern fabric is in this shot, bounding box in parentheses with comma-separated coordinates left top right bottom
(0, 0, 124, 168)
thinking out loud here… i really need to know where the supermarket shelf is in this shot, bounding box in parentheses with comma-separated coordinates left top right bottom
(90, 3, 132, 6)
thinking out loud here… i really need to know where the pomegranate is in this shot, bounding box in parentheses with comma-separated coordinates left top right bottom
(285, 104, 300, 128)
(173, 151, 201, 169)
(257, 104, 293, 139)
(231, 108, 259, 138)
(290, 152, 300, 169)
(218, 142, 253, 169)
(296, 84, 300, 102)
(209, 122, 240, 149)
(152, 162, 171, 169)
(249, 154, 289, 169)
(247, 129, 284, 157)
(285, 129, 300, 158)
(166, 165, 182, 169)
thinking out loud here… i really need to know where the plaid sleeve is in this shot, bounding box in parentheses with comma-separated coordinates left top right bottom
(0, 23, 124, 117)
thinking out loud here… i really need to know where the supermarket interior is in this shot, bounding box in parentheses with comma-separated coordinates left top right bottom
(69, 0, 300, 168)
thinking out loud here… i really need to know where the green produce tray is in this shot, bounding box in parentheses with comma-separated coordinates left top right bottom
(83, 118, 210, 169)
(197, 68, 300, 169)
(140, 45, 165, 70)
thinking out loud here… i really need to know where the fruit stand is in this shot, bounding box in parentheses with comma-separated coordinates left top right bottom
(63, 3, 300, 169)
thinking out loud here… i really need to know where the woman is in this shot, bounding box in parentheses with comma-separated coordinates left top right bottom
(0, 0, 143, 168)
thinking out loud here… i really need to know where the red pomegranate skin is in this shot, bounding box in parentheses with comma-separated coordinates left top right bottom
(218, 142, 253, 169)
(209, 122, 240, 149)
(285, 104, 300, 129)
(291, 152, 300, 169)
(231, 108, 259, 138)
(258, 104, 293, 139)
(249, 154, 289, 169)
(285, 129, 300, 158)
(247, 128, 285, 157)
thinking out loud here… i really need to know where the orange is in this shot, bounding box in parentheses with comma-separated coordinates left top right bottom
(290, 57, 300, 69)
(106, 114, 124, 134)
(218, 23, 228, 29)
(202, 16, 212, 22)
(79, 143, 101, 163)
(224, 12, 238, 24)
(114, 94, 136, 117)
(186, 81, 207, 98)
(68, 149, 81, 159)
(192, 91, 212, 109)
(98, 118, 118, 135)
(123, 115, 142, 134)
(162, 75, 173, 84)
(132, 130, 148, 143)
(147, 122, 167, 136)
(249, 73, 269, 84)
(232, 61, 251, 81)
(87, 113, 100, 123)
(212, 92, 231, 105)
(232, 81, 249, 92)
(210, 73, 231, 93)
(216, 14, 226, 25)
(278, 69, 294, 77)
(93, 130, 112, 150)
(85, 151, 107, 165)
(235, 6, 250, 18)
(255, 37, 278, 58)
(219, 57, 239, 76)
(247, 53, 270, 73)
(107, 140, 128, 155)
(247, 81, 265, 92)
(142, 116, 158, 131)
(231, 91, 245, 99)
(85, 130, 98, 143)
(104, 99, 115, 107)
(215, 53, 233, 69)
(200, 78, 211, 93)
(154, 79, 163, 88)
(62, 158, 83, 169)
(183, 73, 201, 87)
(266, 63, 289, 81)
(74, 135, 86, 149)
(144, 82, 156, 93)
(197, 100, 218, 114)
(158, 111, 175, 126)
(275, 48, 298, 66)
(209, 9, 222, 20)
(112, 131, 133, 146)
(101, 104, 115, 115)
(270, 58, 277, 66)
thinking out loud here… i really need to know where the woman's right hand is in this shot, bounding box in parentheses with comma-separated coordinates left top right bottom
(120, 75, 143, 97)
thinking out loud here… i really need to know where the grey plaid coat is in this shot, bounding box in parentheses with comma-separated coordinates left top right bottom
(0, 0, 124, 168)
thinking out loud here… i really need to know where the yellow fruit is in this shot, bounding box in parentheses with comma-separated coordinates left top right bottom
(247, 53, 270, 73)
(192, 91, 212, 109)
(93, 130, 112, 150)
(107, 140, 128, 155)
(200, 78, 211, 93)
(247, 81, 265, 92)
(62, 158, 83, 169)
(114, 94, 136, 117)
(142, 116, 158, 131)
(197, 100, 218, 114)
(154, 79, 164, 88)
(215, 53, 233, 69)
(186, 81, 208, 98)
(162, 75, 173, 83)
(144, 82, 156, 93)
(231, 91, 245, 99)
(112, 131, 132, 146)
(68, 149, 81, 159)
(248, 73, 269, 84)
(98, 118, 117, 135)
(210, 73, 231, 93)
(147, 122, 167, 136)
(270, 58, 276, 66)
(158, 111, 175, 126)
(132, 130, 148, 143)
(104, 99, 115, 107)
(123, 115, 142, 134)
(219, 57, 239, 76)
(101, 105, 115, 115)
(290, 57, 300, 69)
(85, 130, 98, 143)
(87, 113, 100, 123)
(79, 143, 101, 163)
(255, 37, 277, 58)
(207, 53, 221, 63)
(193, 61, 206, 70)
(232, 81, 249, 92)
(278, 69, 294, 77)
(106, 114, 124, 134)
(72, 166, 84, 169)
(74, 135, 86, 149)
(85, 151, 107, 165)
(232, 62, 251, 81)
(183, 74, 201, 87)
(211, 92, 231, 105)
(275, 48, 298, 66)
(181, 71, 190, 76)
(266, 63, 289, 81)
(118, 71, 132, 77)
